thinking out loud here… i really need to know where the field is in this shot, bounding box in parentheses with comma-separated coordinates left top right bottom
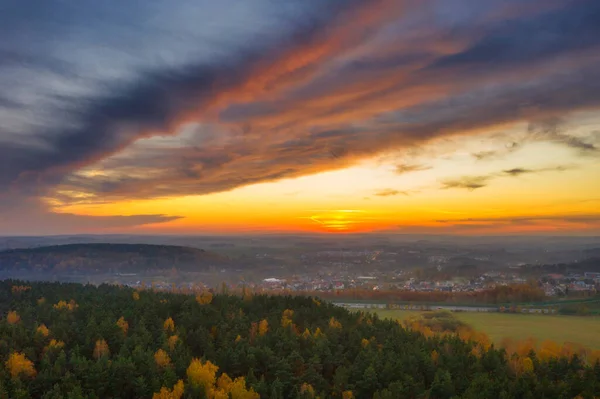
(374, 309, 600, 349)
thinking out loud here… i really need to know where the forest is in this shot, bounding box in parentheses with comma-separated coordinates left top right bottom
(0, 244, 228, 273)
(1, 280, 599, 399)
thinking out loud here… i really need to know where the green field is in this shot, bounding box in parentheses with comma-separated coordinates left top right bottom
(374, 309, 600, 349)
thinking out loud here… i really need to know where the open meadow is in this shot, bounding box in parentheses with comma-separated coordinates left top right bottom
(374, 309, 600, 349)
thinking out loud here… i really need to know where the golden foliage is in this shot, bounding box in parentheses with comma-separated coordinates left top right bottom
(132, 291, 140, 301)
(7, 311, 20, 325)
(196, 291, 213, 305)
(47, 339, 65, 351)
(281, 309, 294, 328)
(302, 328, 311, 339)
(187, 358, 218, 393)
(53, 300, 78, 311)
(300, 383, 315, 398)
(228, 376, 260, 399)
(168, 335, 179, 351)
(152, 380, 185, 399)
(235, 334, 242, 343)
(361, 338, 370, 349)
(211, 374, 259, 399)
(93, 339, 110, 359)
(116, 316, 129, 335)
(6, 352, 36, 379)
(313, 327, 324, 338)
(539, 340, 562, 361)
(37, 324, 50, 337)
(258, 319, 269, 336)
(164, 317, 175, 332)
(328, 317, 342, 329)
(522, 357, 534, 373)
(431, 350, 440, 365)
(312, 298, 321, 307)
(217, 372, 233, 390)
(516, 338, 537, 358)
(11, 285, 31, 294)
(590, 350, 600, 365)
(342, 390, 354, 399)
(242, 286, 253, 301)
(249, 322, 258, 342)
(154, 349, 171, 368)
(37, 297, 46, 305)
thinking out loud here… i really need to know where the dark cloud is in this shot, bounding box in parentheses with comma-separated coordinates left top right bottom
(442, 164, 573, 191)
(0, 196, 182, 235)
(528, 119, 599, 154)
(441, 176, 490, 191)
(436, 214, 600, 225)
(472, 151, 498, 161)
(0, 0, 381, 193)
(395, 163, 431, 174)
(428, 1, 600, 72)
(472, 142, 520, 161)
(502, 168, 533, 176)
(374, 189, 409, 197)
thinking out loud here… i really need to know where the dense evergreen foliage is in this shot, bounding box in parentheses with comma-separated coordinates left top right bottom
(1, 280, 599, 399)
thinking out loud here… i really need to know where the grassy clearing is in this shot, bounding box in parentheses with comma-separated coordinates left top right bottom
(373, 309, 600, 349)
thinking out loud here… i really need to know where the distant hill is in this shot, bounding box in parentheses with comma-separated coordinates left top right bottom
(0, 243, 229, 273)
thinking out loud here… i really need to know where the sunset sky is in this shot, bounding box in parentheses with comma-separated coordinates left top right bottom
(1, 0, 599, 235)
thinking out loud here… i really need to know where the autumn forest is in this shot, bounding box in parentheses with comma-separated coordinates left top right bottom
(1, 281, 599, 399)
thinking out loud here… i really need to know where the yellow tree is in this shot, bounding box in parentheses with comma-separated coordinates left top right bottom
(258, 319, 269, 336)
(212, 374, 258, 399)
(328, 317, 342, 329)
(116, 317, 129, 335)
(54, 300, 77, 311)
(93, 339, 110, 359)
(168, 335, 179, 351)
(539, 340, 561, 361)
(300, 383, 315, 398)
(37, 324, 50, 337)
(228, 376, 260, 399)
(187, 358, 218, 395)
(342, 390, 354, 399)
(249, 322, 258, 342)
(155, 349, 171, 368)
(153, 380, 185, 399)
(164, 317, 175, 333)
(281, 309, 294, 328)
(431, 350, 440, 365)
(196, 291, 213, 305)
(522, 357, 534, 374)
(133, 291, 140, 301)
(5, 352, 36, 379)
(47, 339, 65, 351)
(7, 311, 20, 325)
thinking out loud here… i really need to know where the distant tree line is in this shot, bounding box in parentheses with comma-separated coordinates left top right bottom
(292, 283, 547, 305)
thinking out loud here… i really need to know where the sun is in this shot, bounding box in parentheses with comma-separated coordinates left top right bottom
(305, 210, 368, 232)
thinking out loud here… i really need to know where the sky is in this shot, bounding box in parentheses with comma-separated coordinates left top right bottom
(1, 0, 600, 236)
